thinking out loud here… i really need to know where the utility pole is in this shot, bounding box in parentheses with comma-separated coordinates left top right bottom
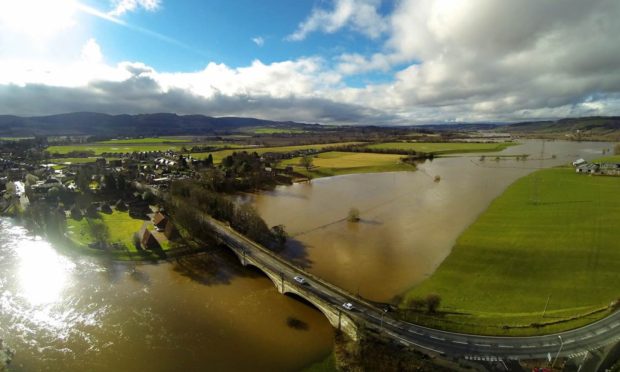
(542, 294, 551, 318)
(552, 335, 564, 369)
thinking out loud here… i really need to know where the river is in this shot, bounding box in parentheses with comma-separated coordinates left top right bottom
(0, 140, 612, 371)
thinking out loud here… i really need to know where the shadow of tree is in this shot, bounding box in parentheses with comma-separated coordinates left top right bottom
(280, 238, 313, 270)
(172, 245, 262, 286)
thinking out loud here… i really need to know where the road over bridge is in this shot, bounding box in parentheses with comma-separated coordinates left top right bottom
(204, 215, 620, 362)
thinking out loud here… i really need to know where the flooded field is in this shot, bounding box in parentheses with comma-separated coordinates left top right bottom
(0, 140, 612, 371)
(246, 140, 613, 301)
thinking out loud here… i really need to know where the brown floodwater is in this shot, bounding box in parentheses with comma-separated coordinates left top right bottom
(244, 140, 614, 301)
(0, 140, 612, 371)
(0, 222, 334, 372)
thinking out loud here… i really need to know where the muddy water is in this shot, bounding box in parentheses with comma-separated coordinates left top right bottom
(0, 220, 333, 372)
(0, 140, 612, 371)
(246, 140, 613, 302)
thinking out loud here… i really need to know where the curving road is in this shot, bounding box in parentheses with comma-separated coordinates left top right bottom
(207, 215, 620, 361)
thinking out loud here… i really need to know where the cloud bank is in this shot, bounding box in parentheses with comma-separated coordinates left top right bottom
(1, 0, 620, 124)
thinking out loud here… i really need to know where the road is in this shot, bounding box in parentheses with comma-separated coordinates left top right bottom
(207, 215, 620, 361)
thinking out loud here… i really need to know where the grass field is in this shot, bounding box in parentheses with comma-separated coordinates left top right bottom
(191, 142, 363, 163)
(365, 142, 514, 154)
(402, 167, 620, 335)
(98, 137, 189, 144)
(47, 143, 192, 155)
(66, 210, 170, 260)
(282, 151, 414, 178)
(595, 155, 620, 163)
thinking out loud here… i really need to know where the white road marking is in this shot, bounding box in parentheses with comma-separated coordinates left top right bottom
(452, 340, 467, 345)
(430, 336, 445, 341)
(475, 343, 491, 347)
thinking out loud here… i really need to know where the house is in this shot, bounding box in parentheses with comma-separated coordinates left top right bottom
(140, 229, 161, 250)
(572, 158, 586, 167)
(163, 220, 178, 240)
(129, 200, 150, 219)
(86, 203, 100, 217)
(576, 163, 599, 174)
(152, 211, 168, 229)
(115, 199, 128, 211)
(100, 203, 113, 214)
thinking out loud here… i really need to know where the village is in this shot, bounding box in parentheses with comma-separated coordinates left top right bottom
(0, 139, 313, 261)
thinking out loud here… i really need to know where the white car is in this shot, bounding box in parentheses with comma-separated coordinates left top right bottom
(294, 276, 306, 284)
(342, 302, 354, 311)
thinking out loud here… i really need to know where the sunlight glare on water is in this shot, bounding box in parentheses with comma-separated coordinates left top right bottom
(16, 237, 75, 306)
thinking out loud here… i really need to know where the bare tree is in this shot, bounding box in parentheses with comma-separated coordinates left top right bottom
(348, 207, 360, 222)
(426, 294, 441, 313)
(300, 155, 314, 170)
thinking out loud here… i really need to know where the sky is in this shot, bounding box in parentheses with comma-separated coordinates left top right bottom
(1, 0, 620, 125)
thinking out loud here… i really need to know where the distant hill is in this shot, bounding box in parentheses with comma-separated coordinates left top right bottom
(0, 112, 314, 137)
(505, 116, 620, 141)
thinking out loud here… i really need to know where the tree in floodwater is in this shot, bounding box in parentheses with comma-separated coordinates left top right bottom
(614, 143, 620, 155)
(425, 294, 441, 313)
(348, 207, 360, 222)
(300, 155, 314, 170)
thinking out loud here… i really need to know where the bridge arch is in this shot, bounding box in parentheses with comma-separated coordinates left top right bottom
(221, 241, 359, 340)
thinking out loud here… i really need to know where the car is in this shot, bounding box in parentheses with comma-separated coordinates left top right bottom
(293, 276, 306, 284)
(342, 302, 354, 311)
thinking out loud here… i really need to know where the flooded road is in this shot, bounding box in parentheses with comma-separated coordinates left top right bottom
(0, 140, 612, 371)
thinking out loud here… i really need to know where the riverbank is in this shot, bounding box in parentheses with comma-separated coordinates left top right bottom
(401, 167, 620, 335)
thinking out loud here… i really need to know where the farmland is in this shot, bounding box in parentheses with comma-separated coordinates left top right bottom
(364, 142, 514, 154)
(191, 142, 364, 163)
(98, 137, 190, 144)
(402, 167, 620, 335)
(47, 143, 193, 155)
(282, 151, 414, 178)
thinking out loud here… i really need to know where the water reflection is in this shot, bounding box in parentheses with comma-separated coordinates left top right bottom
(17, 238, 74, 305)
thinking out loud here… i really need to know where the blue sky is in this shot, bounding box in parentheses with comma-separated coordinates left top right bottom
(0, 0, 619, 124)
(83, 0, 397, 89)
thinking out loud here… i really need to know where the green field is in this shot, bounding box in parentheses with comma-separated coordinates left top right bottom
(66, 210, 170, 260)
(402, 168, 620, 335)
(191, 142, 364, 163)
(365, 142, 514, 154)
(595, 155, 620, 163)
(98, 137, 190, 144)
(282, 151, 414, 178)
(47, 143, 192, 155)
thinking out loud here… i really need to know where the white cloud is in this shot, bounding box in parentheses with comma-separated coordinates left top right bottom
(81, 38, 103, 63)
(2, 0, 620, 124)
(288, 0, 387, 41)
(252, 36, 265, 47)
(108, 0, 161, 17)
